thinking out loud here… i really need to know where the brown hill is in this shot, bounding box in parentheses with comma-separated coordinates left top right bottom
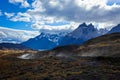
(42, 32, 120, 57)
(18, 32, 120, 59)
(0, 43, 35, 57)
(76, 32, 120, 57)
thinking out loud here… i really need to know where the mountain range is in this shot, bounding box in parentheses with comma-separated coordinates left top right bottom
(19, 32, 120, 59)
(22, 23, 109, 50)
(22, 32, 67, 50)
(0, 23, 119, 51)
(0, 43, 30, 50)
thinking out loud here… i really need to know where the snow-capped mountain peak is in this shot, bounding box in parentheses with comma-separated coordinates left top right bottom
(22, 32, 68, 50)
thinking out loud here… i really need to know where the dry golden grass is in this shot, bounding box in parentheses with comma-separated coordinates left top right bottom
(0, 56, 120, 80)
(0, 49, 37, 57)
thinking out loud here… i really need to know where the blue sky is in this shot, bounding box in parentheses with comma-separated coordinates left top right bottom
(0, 0, 70, 31)
(0, 0, 32, 30)
(107, 0, 120, 5)
(0, 0, 120, 31)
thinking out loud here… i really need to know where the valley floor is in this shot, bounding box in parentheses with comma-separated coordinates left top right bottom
(0, 54, 120, 80)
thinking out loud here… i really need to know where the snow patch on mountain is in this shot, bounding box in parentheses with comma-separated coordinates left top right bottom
(22, 32, 68, 50)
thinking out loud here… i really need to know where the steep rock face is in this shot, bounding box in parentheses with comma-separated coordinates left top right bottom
(59, 23, 103, 46)
(68, 23, 99, 39)
(108, 24, 120, 34)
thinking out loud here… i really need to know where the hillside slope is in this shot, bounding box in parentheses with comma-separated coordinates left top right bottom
(76, 32, 120, 57)
(0, 43, 35, 57)
(56, 32, 120, 57)
(1, 34, 120, 80)
(19, 32, 120, 59)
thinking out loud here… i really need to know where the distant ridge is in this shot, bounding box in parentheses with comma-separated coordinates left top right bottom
(19, 32, 120, 59)
(0, 43, 31, 50)
(108, 24, 120, 34)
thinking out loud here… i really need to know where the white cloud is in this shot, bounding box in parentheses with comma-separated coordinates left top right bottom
(9, 0, 30, 8)
(74, 0, 107, 10)
(8, 0, 120, 32)
(31, 0, 45, 12)
(0, 27, 39, 43)
(21, 0, 30, 8)
(10, 12, 31, 22)
(4, 12, 15, 18)
(32, 22, 78, 33)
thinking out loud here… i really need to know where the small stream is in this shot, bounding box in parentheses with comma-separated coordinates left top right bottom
(18, 53, 34, 59)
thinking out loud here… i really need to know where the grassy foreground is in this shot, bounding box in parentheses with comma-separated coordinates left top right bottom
(0, 52, 120, 80)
